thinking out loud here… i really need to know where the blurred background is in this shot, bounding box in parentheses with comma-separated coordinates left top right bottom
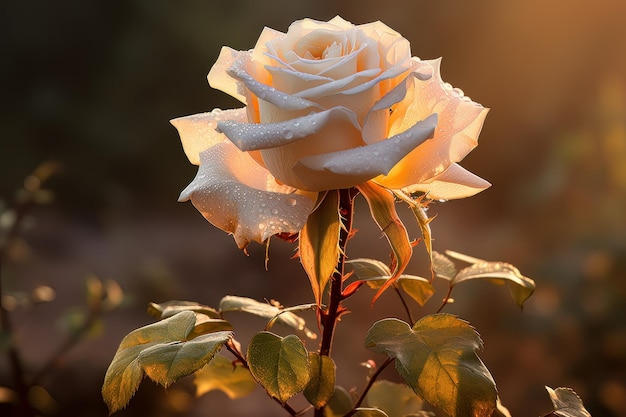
(1, 0, 625, 416)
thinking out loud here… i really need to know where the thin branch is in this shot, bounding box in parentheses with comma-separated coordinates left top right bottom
(393, 285, 414, 324)
(343, 357, 394, 417)
(436, 284, 454, 313)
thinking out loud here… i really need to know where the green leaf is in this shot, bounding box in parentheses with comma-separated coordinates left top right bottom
(348, 259, 433, 306)
(304, 353, 336, 408)
(324, 386, 354, 417)
(147, 300, 220, 319)
(364, 380, 428, 417)
(545, 386, 591, 417)
(445, 250, 536, 309)
(246, 332, 310, 403)
(365, 314, 497, 417)
(137, 331, 231, 387)
(357, 182, 413, 304)
(219, 296, 315, 338)
(299, 190, 341, 306)
(102, 311, 231, 413)
(194, 354, 256, 399)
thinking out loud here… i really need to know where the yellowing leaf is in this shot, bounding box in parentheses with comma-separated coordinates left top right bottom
(147, 300, 221, 319)
(357, 182, 412, 304)
(219, 296, 315, 338)
(394, 190, 434, 272)
(364, 380, 429, 417)
(545, 386, 592, 417)
(138, 331, 232, 387)
(445, 250, 536, 309)
(246, 332, 310, 403)
(324, 386, 354, 417)
(348, 259, 434, 307)
(365, 314, 497, 417)
(194, 355, 256, 399)
(299, 190, 341, 306)
(355, 408, 389, 416)
(102, 311, 231, 414)
(304, 353, 336, 408)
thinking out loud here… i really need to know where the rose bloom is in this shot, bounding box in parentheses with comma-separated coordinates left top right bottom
(172, 16, 490, 249)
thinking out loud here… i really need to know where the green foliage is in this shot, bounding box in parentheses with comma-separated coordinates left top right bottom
(433, 251, 535, 309)
(348, 258, 434, 306)
(299, 190, 341, 306)
(357, 182, 413, 304)
(102, 311, 232, 413)
(354, 408, 389, 416)
(364, 380, 431, 417)
(545, 386, 592, 417)
(304, 352, 336, 408)
(194, 354, 256, 399)
(365, 314, 497, 417)
(246, 332, 310, 403)
(324, 386, 354, 417)
(219, 295, 316, 338)
(147, 300, 221, 319)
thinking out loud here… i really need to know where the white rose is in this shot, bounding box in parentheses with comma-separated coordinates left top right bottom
(172, 16, 490, 248)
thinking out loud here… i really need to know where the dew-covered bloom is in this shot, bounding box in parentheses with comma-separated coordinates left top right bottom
(172, 16, 490, 249)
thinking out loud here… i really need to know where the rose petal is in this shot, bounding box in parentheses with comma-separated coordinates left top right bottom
(217, 106, 360, 152)
(179, 141, 317, 249)
(292, 114, 437, 191)
(264, 66, 332, 95)
(207, 47, 248, 104)
(381, 58, 489, 188)
(171, 108, 248, 165)
(227, 56, 321, 113)
(400, 163, 491, 200)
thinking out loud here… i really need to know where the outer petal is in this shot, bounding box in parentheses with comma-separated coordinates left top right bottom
(381, 58, 489, 189)
(171, 108, 248, 165)
(179, 141, 317, 249)
(292, 114, 437, 191)
(207, 47, 248, 104)
(399, 163, 491, 200)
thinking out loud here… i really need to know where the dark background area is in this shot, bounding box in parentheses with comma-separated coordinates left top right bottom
(1, 1, 625, 416)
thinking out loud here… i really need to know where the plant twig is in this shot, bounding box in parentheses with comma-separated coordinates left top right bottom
(436, 284, 453, 313)
(0, 193, 35, 416)
(343, 357, 394, 417)
(393, 285, 414, 324)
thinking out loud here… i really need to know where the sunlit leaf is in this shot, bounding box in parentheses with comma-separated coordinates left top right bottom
(452, 261, 535, 309)
(246, 332, 310, 403)
(219, 296, 315, 338)
(299, 190, 341, 307)
(324, 386, 354, 417)
(444, 250, 536, 309)
(357, 182, 412, 304)
(545, 386, 592, 417)
(493, 397, 512, 417)
(187, 315, 233, 339)
(194, 354, 256, 399)
(304, 353, 336, 408)
(364, 380, 431, 417)
(103, 311, 231, 413)
(147, 300, 220, 319)
(348, 259, 433, 307)
(347, 258, 391, 280)
(355, 408, 389, 416)
(365, 314, 497, 417)
(432, 251, 457, 280)
(138, 331, 232, 387)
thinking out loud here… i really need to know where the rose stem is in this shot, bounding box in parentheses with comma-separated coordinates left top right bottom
(343, 357, 394, 417)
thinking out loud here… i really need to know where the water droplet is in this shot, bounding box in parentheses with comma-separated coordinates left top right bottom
(286, 198, 297, 207)
(271, 208, 279, 215)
